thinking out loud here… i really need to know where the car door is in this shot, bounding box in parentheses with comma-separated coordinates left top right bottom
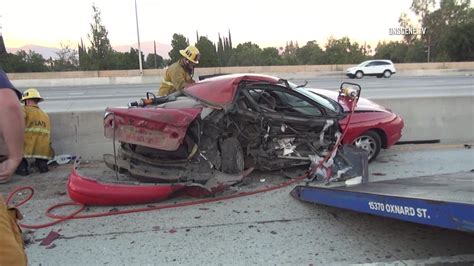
(241, 85, 334, 131)
(363, 61, 377, 74)
(379, 61, 391, 72)
(375, 61, 387, 74)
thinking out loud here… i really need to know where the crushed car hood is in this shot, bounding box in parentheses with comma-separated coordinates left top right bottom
(307, 88, 389, 113)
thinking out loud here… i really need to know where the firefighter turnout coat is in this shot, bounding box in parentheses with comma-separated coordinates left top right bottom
(23, 105, 54, 160)
(0, 195, 27, 266)
(158, 61, 195, 96)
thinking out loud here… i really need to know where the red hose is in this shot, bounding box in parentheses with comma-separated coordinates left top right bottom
(6, 172, 308, 229)
(7, 186, 85, 229)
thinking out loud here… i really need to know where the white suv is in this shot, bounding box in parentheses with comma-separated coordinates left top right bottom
(346, 60, 396, 79)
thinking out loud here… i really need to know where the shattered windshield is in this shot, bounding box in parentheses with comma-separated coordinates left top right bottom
(286, 81, 339, 113)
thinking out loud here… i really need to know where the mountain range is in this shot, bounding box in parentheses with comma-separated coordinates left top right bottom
(6, 41, 172, 59)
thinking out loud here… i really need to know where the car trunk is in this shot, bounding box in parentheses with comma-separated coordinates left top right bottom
(104, 106, 202, 151)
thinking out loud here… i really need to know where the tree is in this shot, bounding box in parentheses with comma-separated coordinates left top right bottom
(168, 33, 189, 63)
(442, 18, 474, 61)
(217, 31, 234, 66)
(1, 50, 48, 72)
(195, 36, 219, 67)
(78, 39, 92, 70)
(228, 42, 262, 66)
(109, 48, 140, 70)
(53, 43, 79, 71)
(260, 47, 284, 65)
(87, 4, 113, 70)
(374, 41, 409, 63)
(405, 39, 427, 62)
(145, 53, 165, 69)
(430, 0, 473, 61)
(296, 41, 325, 64)
(324, 37, 366, 64)
(22, 50, 48, 72)
(282, 41, 299, 65)
(401, 0, 473, 61)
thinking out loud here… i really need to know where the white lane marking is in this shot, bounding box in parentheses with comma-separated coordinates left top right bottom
(69, 92, 84, 95)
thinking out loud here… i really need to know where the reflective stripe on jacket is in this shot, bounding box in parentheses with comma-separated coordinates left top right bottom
(23, 105, 54, 159)
(158, 61, 194, 96)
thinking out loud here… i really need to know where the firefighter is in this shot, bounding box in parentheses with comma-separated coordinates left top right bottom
(158, 45, 200, 96)
(0, 69, 28, 265)
(15, 88, 54, 176)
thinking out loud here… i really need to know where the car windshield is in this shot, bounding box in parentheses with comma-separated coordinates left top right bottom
(287, 81, 338, 112)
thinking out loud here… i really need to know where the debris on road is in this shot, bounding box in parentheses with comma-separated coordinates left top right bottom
(372, 172, 386, 176)
(40, 231, 60, 246)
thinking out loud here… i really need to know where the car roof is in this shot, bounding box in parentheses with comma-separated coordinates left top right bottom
(362, 59, 393, 64)
(184, 73, 281, 106)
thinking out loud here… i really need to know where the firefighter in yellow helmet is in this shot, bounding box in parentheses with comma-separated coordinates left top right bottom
(15, 88, 54, 175)
(158, 45, 200, 96)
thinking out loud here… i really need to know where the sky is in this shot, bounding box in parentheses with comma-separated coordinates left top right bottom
(1, 0, 414, 50)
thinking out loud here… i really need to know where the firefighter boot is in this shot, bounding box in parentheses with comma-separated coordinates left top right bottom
(15, 159, 29, 176)
(36, 159, 49, 173)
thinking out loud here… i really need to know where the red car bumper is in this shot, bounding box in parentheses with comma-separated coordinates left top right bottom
(383, 115, 404, 147)
(68, 164, 186, 206)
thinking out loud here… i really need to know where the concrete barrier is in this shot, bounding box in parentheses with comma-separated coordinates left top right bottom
(49, 96, 474, 160)
(376, 96, 474, 144)
(50, 111, 112, 160)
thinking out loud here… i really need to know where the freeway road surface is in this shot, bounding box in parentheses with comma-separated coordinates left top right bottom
(1, 143, 473, 265)
(11, 73, 473, 113)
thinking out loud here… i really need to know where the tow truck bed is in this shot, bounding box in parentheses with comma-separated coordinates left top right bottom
(291, 171, 474, 233)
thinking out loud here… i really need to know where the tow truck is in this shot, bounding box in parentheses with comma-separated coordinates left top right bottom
(291, 168, 474, 233)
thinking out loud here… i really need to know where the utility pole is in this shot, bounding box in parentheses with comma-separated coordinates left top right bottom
(154, 40, 157, 69)
(427, 34, 431, 63)
(134, 0, 143, 75)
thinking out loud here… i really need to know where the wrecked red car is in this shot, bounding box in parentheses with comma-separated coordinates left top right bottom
(102, 74, 368, 184)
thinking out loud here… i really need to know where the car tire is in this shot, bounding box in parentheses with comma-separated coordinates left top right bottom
(352, 130, 382, 162)
(355, 71, 364, 79)
(383, 70, 392, 78)
(220, 137, 244, 174)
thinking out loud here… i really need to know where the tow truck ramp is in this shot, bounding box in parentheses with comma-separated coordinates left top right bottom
(291, 171, 474, 233)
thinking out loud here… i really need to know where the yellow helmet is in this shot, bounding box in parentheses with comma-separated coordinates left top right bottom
(21, 88, 44, 102)
(179, 45, 200, 64)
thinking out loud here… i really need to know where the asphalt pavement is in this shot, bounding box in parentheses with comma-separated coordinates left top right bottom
(1, 143, 473, 265)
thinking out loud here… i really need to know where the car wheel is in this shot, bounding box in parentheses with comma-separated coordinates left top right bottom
(355, 71, 364, 79)
(221, 137, 244, 174)
(352, 130, 382, 162)
(383, 70, 392, 78)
